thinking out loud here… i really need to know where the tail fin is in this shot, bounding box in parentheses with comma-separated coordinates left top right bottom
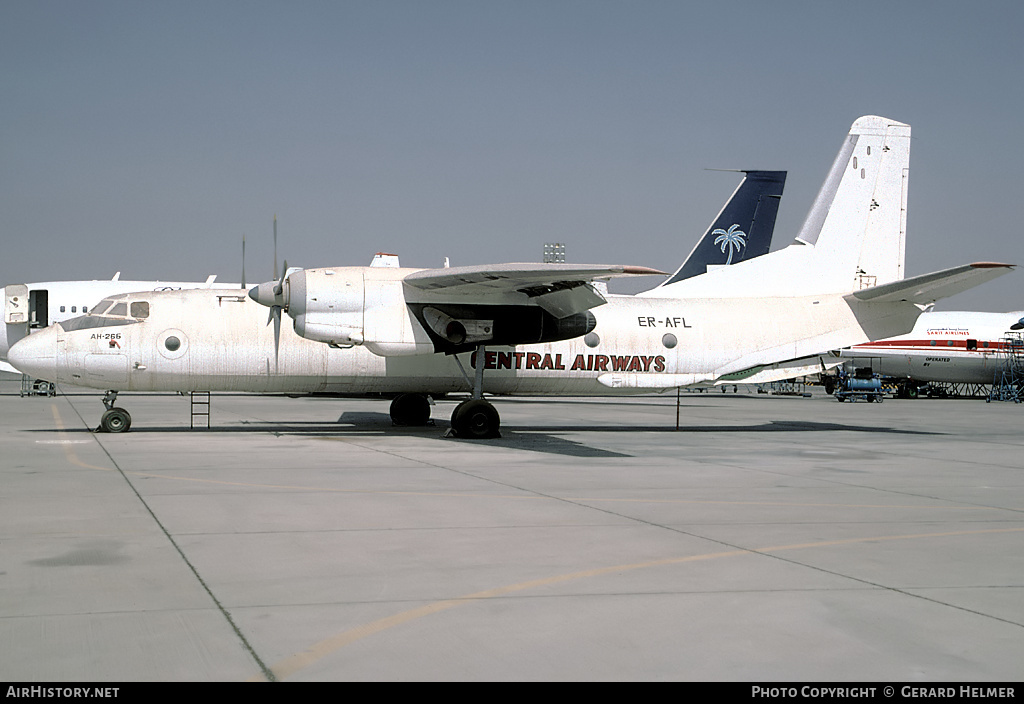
(648, 116, 911, 298)
(797, 115, 910, 291)
(660, 170, 786, 286)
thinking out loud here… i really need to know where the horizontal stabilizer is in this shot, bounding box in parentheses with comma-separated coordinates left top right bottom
(847, 263, 1015, 305)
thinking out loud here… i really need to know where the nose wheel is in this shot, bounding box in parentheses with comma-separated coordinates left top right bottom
(97, 390, 132, 433)
(99, 407, 132, 433)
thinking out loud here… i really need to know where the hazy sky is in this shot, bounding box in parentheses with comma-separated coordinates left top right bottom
(3, 1, 1022, 310)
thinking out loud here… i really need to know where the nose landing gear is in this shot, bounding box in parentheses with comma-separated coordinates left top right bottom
(97, 390, 132, 433)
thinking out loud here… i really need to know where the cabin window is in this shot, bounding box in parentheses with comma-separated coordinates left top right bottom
(82, 307, 87, 313)
(130, 301, 150, 319)
(947, 340, 954, 347)
(165, 336, 181, 352)
(930, 340, 937, 346)
(983, 341, 989, 348)
(71, 306, 76, 313)
(584, 332, 600, 348)
(60, 305, 66, 312)
(662, 333, 677, 349)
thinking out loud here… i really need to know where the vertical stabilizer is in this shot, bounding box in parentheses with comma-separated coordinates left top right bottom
(803, 115, 909, 290)
(647, 116, 910, 298)
(660, 170, 786, 286)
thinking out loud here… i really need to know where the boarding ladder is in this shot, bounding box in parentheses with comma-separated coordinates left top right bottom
(190, 391, 211, 428)
(987, 332, 1024, 403)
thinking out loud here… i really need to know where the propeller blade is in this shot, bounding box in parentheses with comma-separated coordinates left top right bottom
(241, 234, 246, 290)
(272, 305, 281, 373)
(274, 259, 288, 297)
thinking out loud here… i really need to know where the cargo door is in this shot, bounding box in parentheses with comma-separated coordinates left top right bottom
(4, 284, 29, 325)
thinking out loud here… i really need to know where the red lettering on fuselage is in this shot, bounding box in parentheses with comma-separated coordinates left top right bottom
(472, 352, 668, 373)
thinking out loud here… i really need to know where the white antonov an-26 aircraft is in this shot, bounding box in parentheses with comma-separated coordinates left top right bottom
(9, 116, 1014, 436)
(1, 170, 784, 375)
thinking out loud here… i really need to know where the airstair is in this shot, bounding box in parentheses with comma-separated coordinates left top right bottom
(987, 332, 1024, 403)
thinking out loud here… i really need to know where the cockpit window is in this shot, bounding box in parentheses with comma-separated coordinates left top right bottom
(57, 294, 149, 332)
(59, 316, 136, 332)
(130, 301, 150, 319)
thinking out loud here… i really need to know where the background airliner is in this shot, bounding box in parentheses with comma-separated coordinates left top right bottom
(836, 310, 1024, 396)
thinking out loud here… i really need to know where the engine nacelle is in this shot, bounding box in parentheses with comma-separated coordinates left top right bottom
(286, 267, 434, 356)
(292, 315, 364, 346)
(269, 267, 600, 357)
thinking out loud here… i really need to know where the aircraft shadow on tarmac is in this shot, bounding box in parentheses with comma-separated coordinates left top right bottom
(31, 412, 943, 460)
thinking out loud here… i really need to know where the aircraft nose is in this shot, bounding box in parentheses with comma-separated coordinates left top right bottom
(7, 328, 58, 381)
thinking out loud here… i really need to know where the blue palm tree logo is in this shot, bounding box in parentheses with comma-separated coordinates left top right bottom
(713, 224, 747, 265)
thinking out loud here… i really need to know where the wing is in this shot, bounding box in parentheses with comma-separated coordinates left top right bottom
(404, 263, 665, 317)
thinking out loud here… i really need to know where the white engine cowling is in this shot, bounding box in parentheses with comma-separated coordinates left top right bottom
(287, 268, 434, 356)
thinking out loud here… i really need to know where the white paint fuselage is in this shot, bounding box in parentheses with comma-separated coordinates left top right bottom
(10, 284, 923, 396)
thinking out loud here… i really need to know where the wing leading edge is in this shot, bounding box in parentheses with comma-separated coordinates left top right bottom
(404, 263, 666, 317)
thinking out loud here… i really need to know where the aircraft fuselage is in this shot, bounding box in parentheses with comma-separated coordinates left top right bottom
(12, 285, 923, 396)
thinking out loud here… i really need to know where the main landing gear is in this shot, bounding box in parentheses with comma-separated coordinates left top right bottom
(389, 345, 501, 439)
(449, 398, 501, 439)
(448, 343, 501, 439)
(97, 390, 132, 433)
(389, 393, 432, 426)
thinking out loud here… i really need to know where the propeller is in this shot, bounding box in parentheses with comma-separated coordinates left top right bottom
(248, 215, 289, 372)
(247, 260, 289, 371)
(264, 259, 289, 371)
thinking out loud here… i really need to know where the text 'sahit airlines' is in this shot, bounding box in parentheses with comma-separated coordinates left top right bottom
(8, 117, 1013, 437)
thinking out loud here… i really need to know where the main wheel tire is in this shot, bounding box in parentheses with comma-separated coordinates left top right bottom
(100, 407, 132, 433)
(451, 399, 500, 439)
(390, 393, 431, 426)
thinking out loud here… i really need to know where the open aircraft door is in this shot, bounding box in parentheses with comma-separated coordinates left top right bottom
(5, 284, 29, 325)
